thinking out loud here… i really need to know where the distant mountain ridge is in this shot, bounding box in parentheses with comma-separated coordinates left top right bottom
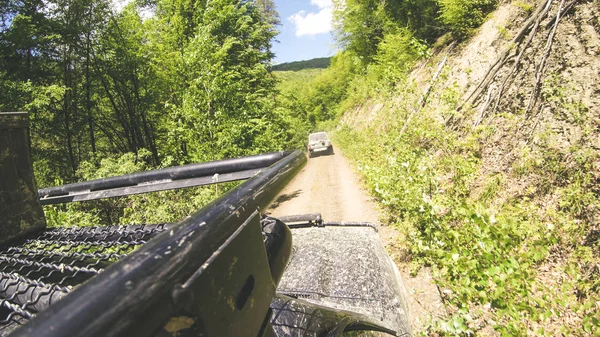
(272, 57, 331, 71)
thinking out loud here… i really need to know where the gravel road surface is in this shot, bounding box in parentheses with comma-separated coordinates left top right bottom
(268, 149, 379, 222)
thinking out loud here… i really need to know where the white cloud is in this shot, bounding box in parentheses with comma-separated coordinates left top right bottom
(311, 0, 333, 9)
(288, 0, 333, 37)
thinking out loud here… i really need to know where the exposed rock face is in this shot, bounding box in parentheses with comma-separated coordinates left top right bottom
(0, 112, 46, 243)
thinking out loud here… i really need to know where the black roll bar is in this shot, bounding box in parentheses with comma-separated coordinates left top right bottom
(38, 151, 292, 205)
(13, 150, 306, 337)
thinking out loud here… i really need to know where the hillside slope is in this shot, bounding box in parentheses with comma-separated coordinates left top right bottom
(336, 0, 599, 334)
(272, 57, 331, 71)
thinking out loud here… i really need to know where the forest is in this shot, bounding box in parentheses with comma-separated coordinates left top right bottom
(1, 0, 484, 225)
(272, 57, 330, 71)
(3, 0, 598, 335)
(0, 0, 310, 187)
(0, 0, 491, 188)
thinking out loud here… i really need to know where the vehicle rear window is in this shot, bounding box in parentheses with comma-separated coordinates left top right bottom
(309, 132, 328, 142)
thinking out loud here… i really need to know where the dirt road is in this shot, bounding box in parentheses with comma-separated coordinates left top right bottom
(268, 147, 445, 333)
(268, 149, 380, 222)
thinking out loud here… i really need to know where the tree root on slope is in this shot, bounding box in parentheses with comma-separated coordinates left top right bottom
(455, 0, 579, 129)
(459, 0, 554, 113)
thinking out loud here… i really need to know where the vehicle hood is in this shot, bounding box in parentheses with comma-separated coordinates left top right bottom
(277, 226, 411, 335)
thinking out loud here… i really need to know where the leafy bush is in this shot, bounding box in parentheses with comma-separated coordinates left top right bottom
(439, 0, 499, 38)
(273, 51, 359, 129)
(373, 29, 430, 87)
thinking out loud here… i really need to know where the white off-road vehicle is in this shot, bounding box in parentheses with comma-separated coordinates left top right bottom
(307, 132, 333, 158)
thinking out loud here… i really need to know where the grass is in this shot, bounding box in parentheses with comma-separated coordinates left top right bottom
(333, 73, 600, 335)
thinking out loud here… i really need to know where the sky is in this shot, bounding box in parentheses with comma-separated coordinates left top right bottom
(272, 0, 338, 64)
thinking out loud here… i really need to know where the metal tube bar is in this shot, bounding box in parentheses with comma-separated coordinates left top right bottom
(319, 222, 379, 232)
(286, 221, 378, 231)
(13, 150, 306, 337)
(38, 151, 291, 200)
(276, 213, 322, 224)
(39, 169, 262, 205)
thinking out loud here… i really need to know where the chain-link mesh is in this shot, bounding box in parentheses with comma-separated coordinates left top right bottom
(0, 224, 169, 336)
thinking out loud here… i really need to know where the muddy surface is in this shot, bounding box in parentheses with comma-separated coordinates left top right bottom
(268, 147, 445, 333)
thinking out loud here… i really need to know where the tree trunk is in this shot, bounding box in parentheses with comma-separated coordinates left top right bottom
(86, 24, 96, 154)
(0, 112, 46, 243)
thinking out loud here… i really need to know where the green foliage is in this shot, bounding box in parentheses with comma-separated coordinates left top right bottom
(372, 29, 429, 87)
(333, 0, 387, 63)
(304, 52, 359, 123)
(333, 0, 497, 62)
(332, 0, 495, 68)
(542, 75, 589, 127)
(274, 69, 324, 87)
(514, 0, 535, 14)
(333, 0, 439, 61)
(336, 121, 547, 334)
(272, 57, 331, 71)
(158, 0, 293, 162)
(272, 52, 359, 130)
(479, 173, 504, 202)
(439, 0, 499, 38)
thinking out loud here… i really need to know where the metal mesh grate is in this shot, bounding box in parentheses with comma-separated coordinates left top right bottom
(0, 224, 169, 336)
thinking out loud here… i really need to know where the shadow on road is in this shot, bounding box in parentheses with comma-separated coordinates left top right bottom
(269, 189, 302, 210)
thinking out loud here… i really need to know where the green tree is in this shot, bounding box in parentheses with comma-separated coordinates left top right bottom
(333, 0, 387, 64)
(94, 5, 160, 164)
(439, 0, 498, 38)
(162, 0, 279, 161)
(384, 0, 441, 42)
(0, 0, 115, 182)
